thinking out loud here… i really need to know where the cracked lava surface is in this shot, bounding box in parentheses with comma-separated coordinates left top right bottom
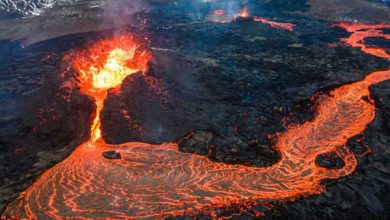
(2, 22, 390, 219)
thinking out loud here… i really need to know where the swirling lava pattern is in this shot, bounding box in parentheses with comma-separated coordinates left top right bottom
(2, 23, 390, 219)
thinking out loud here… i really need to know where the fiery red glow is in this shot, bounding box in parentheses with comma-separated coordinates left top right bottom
(209, 8, 295, 31)
(213, 9, 225, 16)
(253, 17, 295, 31)
(207, 9, 230, 23)
(236, 7, 250, 18)
(2, 22, 390, 219)
(72, 34, 151, 142)
(332, 22, 390, 60)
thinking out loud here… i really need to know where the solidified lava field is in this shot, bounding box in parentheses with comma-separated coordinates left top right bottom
(0, 0, 390, 219)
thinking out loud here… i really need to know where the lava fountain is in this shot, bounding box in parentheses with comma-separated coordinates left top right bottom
(72, 34, 151, 143)
(235, 7, 250, 19)
(2, 23, 390, 219)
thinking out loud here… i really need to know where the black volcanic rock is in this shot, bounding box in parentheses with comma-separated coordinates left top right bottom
(263, 80, 390, 220)
(101, 18, 388, 168)
(0, 37, 95, 213)
(315, 152, 345, 169)
(1, 0, 390, 219)
(178, 131, 214, 156)
(102, 151, 122, 160)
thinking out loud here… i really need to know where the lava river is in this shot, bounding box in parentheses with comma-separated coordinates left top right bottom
(2, 23, 390, 219)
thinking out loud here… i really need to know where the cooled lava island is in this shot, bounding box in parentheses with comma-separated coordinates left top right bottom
(0, 0, 389, 219)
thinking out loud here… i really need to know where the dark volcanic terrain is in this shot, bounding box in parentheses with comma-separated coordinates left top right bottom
(0, 0, 389, 219)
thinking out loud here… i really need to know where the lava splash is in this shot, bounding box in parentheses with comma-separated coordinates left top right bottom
(2, 23, 390, 219)
(72, 34, 151, 142)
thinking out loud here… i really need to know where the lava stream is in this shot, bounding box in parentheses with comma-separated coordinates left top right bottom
(2, 22, 390, 219)
(72, 34, 151, 142)
(208, 8, 295, 31)
(333, 22, 390, 60)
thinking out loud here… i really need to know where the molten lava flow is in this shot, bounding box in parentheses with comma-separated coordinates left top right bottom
(209, 7, 295, 31)
(2, 23, 390, 219)
(91, 48, 139, 89)
(332, 22, 390, 60)
(253, 17, 295, 31)
(72, 34, 151, 142)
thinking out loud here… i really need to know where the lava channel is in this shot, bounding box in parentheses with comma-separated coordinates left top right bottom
(2, 22, 390, 219)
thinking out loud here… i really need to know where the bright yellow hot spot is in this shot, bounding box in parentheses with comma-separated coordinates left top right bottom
(91, 48, 139, 89)
(71, 35, 151, 144)
(88, 48, 139, 143)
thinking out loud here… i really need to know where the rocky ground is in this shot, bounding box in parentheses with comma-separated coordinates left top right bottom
(0, 0, 389, 219)
(0, 34, 96, 212)
(306, 0, 390, 22)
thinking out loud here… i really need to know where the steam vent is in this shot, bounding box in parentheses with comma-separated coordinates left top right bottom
(1, 0, 390, 219)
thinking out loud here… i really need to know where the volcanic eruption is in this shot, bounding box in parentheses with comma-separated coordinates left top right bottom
(235, 7, 250, 20)
(1, 18, 389, 219)
(209, 7, 294, 31)
(72, 34, 151, 144)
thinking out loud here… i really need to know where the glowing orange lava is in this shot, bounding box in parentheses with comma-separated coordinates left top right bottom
(253, 17, 295, 31)
(236, 7, 250, 18)
(333, 22, 390, 60)
(2, 23, 389, 219)
(209, 8, 295, 31)
(72, 34, 151, 142)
